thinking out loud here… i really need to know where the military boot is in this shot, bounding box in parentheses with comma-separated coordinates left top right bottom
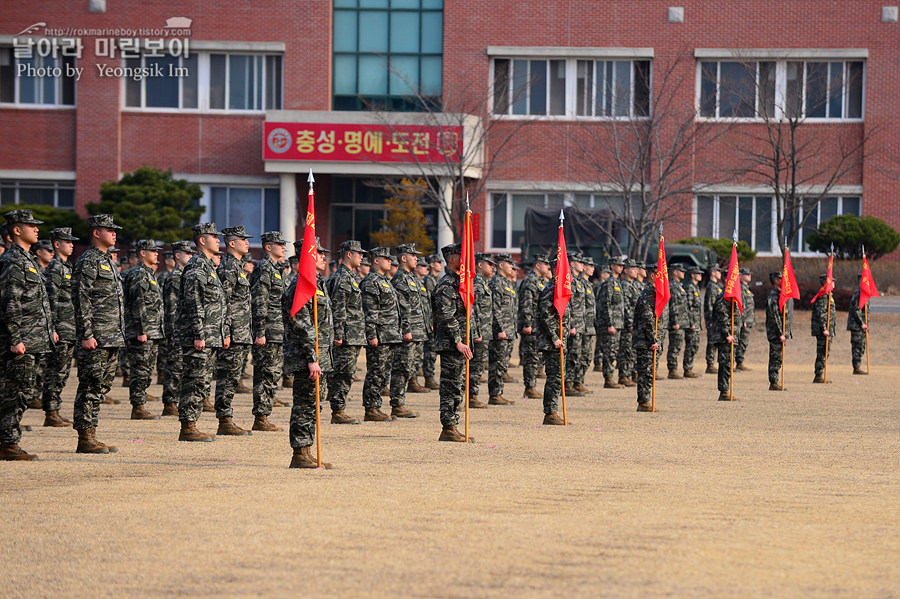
(179, 421, 216, 442)
(76, 428, 112, 453)
(812, 375, 826, 383)
(438, 425, 472, 442)
(537, 367, 546, 379)
(217, 417, 251, 436)
(252, 414, 284, 431)
(502, 373, 517, 383)
(768, 382, 784, 391)
(121, 374, 130, 387)
(853, 367, 867, 375)
(467, 396, 488, 409)
(161, 402, 179, 417)
(738, 363, 752, 371)
(43, 410, 71, 427)
(618, 377, 637, 388)
(592, 363, 603, 373)
(542, 412, 565, 425)
(523, 386, 542, 399)
(330, 410, 360, 424)
(272, 397, 289, 407)
(667, 369, 683, 380)
(364, 407, 395, 422)
(489, 395, 515, 405)
(573, 383, 592, 394)
(478, 375, 487, 384)
(407, 378, 428, 393)
(202, 395, 215, 412)
(236, 382, 252, 393)
(655, 371, 666, 381)
(130, 404, 160, 420)
(717, 391, 738, 401)
(28, 397, 42, 410)
(706, 364, 718, 374)
(603, 378, 622, 389)
(683, 369, 701, 379)
(101, 395, 120, 404)
(424, 376, 439, 390)
(636, 402, 654, 412)
(391, 405, 419, 418)
(290, 446, 332, 469)
(145, 392, 160, 401)
(156, 373, 165, 386)
(115, 366, 123, 377)
(565, 382, 584, 396)
(0, 442, 39, 461)
(282, 375, 293, 389)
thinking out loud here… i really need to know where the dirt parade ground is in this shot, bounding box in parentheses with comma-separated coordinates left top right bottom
(2, 310, 898, 598)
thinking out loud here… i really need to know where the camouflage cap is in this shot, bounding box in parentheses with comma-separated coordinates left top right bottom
(687, 265, 702, 275)
(162, 250, 174, 259)
(86, 213, 122, 230)
(50, 227, 79, 241)
(441, 242, 462, 258)
(769, 271, 783, 283)
(221, 225, 253, 239)
(600, 265, 611, 274)
(389, 255, 399, 267)
(608, 255, 625, 266)
(340, 239, 363, 253)
(708, 264, 723, 273)
(32, 239, 53, 253)
(395, 242, 423, 256)
(127, 249, 137, 258)
(581, 256, 595, 266)
(645, 263, 658, 272)
(316, 237, 329, 252)
(193, 222, 221, 236)
(360, 253, 372, 266)
(259, 230, 285, 245)
(475, 252, 496, 265)
(4, 209, 44, 226)
(427, 253, 443, 264)
(739, 267, 751, 275)
(109, 246, 120, 253)
(567, 251, 583, 263)
(624, 258, 638, 268)
(671, 263, 686, 272)
(534, 252, 552, 265)
(134, 239, 160, 252)
(171, 240, 195, 254)
(369, 246, 392, 259)
(288, 255, 299, 264)
(494, 253, 514, 264)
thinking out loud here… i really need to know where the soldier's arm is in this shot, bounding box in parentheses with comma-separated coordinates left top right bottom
(330, 276, 349, 342)
(44, 265, 61, 331)
(0, 263, 27, 346)
(490, 280, 503, 337)
(182, 268, 206, 341)
(361, 281, 379, 341)
(434, 284, 462, 345)
(393, 276, 412, 336)
(251, 266, 271, 338)
(75, 259, 99, 341)
(131, 271, 151, 336)
(219, 265, 238, 339)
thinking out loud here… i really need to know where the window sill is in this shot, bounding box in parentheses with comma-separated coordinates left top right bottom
(490, 114, 651, 122)
(0, 103, 76, 110)
(121, 107, 268, 115)
(696, 116, 865, 124)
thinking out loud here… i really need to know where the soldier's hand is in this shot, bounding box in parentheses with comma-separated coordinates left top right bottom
(82, 337, 97, 351)
(650, 343, 659, 351)
(553, 339, 564, 349)
(498, 331, 507, 340)
(780, 335, 786, 342)
(862, 324, 868, 331)
(522, 326, 532, 335)
(53, 331, 59, 343)
(823, 331, 829, 337)
(726, 335, 735, 344)
(334, 339, 343, 346)
(224, 337, 231, 349)
(474, 337, 482, 343)
(194, 339, 206, 350)
(255, 336, 266, 346)
(369, 338, 379, 347)
(569, 328, 577, 336)
(608, 326, 616, 334)
(308, 362, 322, 379)
(403, 332, 412, 341)
(10, 343, 26, 355)
(456, 342, 473, 359)
(673, 324, 680, 330)
(137, 334, 148, 343)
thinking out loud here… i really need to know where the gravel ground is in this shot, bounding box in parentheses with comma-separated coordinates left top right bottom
(2, 310, 898, 598)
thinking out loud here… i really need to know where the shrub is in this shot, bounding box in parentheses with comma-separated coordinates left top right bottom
(806, 214, 900, 260)
(674, 237, 757, 263)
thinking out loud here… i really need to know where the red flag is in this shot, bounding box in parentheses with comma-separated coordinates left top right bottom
(810, 253, 835, 304)
(859, 253, 879, 309)
(722, 243, 743, 315)
(290, 179, 318, 318)
(779, 247, 800, 310)
(654, 234, 670, 319)
(553, 223, 572, 317)
(459, 209, 475, 313)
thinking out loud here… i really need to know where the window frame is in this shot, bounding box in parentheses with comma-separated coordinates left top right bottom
(0, 47, 76, 109)
(0, 180, 76, 209)
(200, 184, 281, 247)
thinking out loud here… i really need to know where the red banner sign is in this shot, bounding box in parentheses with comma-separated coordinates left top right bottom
(264, 122, 462, 163)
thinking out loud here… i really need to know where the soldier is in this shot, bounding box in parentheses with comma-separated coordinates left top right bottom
(389, 243, 426, 409)
(285, 238, 335, 468)
(0, 210, 56, 460)
(616, 259, 639, 387)
(765, 271, 792, 390)
(212, 226, 255, 436)
(427, 254, 443, 287)
(123, 239, 164, 420)
(155, 250, 175, 385)
(360, 247, 405, 421)
(734, 268, 756, 371)
(161, 241, 193, 416)
(357, 254, 371, 278)
(563, 253, 587, 396)
(176, 223, 227, 441)
(40, 227, 79, 427)
(811, 274, 836, 383)
(710, 282, 743, 400)
(704, 265, 723, 373)
(415, 258, 437, 389)
(250, 231, 288, 431)
(468, 253, 494, 407)
(847, 275, 869, 375)
(596, 256, 625, 389)
(666, 264, 688, 379)
(488, 253, 518, 405)
(518, 253, 550, 399)
(536, 259, 574, 425)
(32, 239, 54, 270)
(72, 214, 125, 453)
(633, 280, 663, 412)
(593, 264, 611, 372)
(681, 265, 704, 378)
(579, 256, 597, 389)
(432, 243, 475, 442)
(28, 239, 54, 409)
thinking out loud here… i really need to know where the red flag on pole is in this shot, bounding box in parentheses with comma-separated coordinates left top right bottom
(722, 243, 743, 314)
(654, 233, 670, 319)
(779, 246, 800, 310)
(859, 251, 879, 309)
(290, 170, 319, 318)
(459, 206, 475, 313)
(810, 253, 835, 304)
(553, 214, 572, 317)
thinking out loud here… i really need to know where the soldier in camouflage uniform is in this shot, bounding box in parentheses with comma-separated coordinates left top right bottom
(488, 253, 518, 405)
(388, 243, 425, 415)
(704, 265, 723, 373)
(161, 241, 193, 416)
(325, 239, 366, 424)
(578, 257, 597, 389)
(415, 259, 435, 389)
(734, 268, 756, 371)
(518, 253, 550, 399)
(0, 210, 55, 460)
(72, 214, 125, 453)
(564, 253, 587, 396)
(360, 247, 403, 421)
(616, 259, 640, 387)
(811, 274, 836, 383)
(665, 264, 688, 379)
(596, 256, 625, 389)
(421, 254, 443, 388)
(123, 239, 164, 420)
(593, 265, 611, 371)
(537, 262, 574, 425)
(285, 238, 336, 468)
(212, 226, 255, 436)
(176, 223, 227, 442)
(633, 279, 664, 412)
(40, 227, 78, 427)
(155, 250, 175, 385)
(847, 276, 869, 375)
(27, 239, 53, 410)
(681, 266, 704, 378)
(249, 231, 288, 431)
(468, 253, 493, 407)
(765, 271, 792, 390)
(432, 243, 476, 442)
(710, 283, 744, 400)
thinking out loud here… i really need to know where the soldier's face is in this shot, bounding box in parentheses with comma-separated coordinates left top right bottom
(200, 234, 220, 254)
(316, 251, 327, 272)
(692, 273, 702, 283)
(572, 261, 584, 274)
(416, 264, 429, 277)
(535, 262, 550, 277)
(142, 249, 159, 267)
(176, 251, 192, 267)
(94, 227, 116, 247)
(229, 237, 250, 255)
(374, 256, 391, 274)
(358, 264, 370, 276)
(345, 250, 362, 269)
(741, 274, 751, 283)
(14, 223, 39, 245)
(266, 241, 284, 260)
(499, 261, 513, 277)
(36, 248, 53, 265)
(611, 264, 622, 275)
(585, 265, 594, 276)
(401, 253, 418, 269)
(54, 240, 74, 258)
(673, 269, 684, 280)
(165, 257, 175, 268)
(478, 261, 494, 276)
(431, 261, 443, 273)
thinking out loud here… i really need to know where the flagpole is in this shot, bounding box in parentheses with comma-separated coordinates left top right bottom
(730, 301, 735, 401)
(781, 306, 786, 392)
(651, 317, 658, 412)
(824, 293, 831, 383)
(560, 316, 567, 425)
(313, 292, 322, 468)
(463, 195, 471, 442)
(864, 304, 870, 373)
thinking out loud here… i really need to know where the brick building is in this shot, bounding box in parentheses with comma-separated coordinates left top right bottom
(1, 1, 897, 259)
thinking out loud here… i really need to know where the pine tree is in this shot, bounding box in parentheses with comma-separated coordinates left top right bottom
(370, 178, 435, 254)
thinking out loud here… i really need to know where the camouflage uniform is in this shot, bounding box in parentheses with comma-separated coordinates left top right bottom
(390, 246, 427, 405)
(765, 286, 792, 384)
(423, 267, 442, 379)
(579, 273, 596, 384)
(811, 292, 836, 379)
(0, 236, 55, 445)
(617, 277, 640, 381)
(710, 291, 743, 394)
(596, 274, 625, 380)
(325, 262, 365, 411)
(124, 254, 164, 406)
(155, 266, 172, 376)
(250, 252, 286, 417)
(847, 288, 867, 370)
(592, 278, 605, 368)
(177, 248, 226, 423)
(433, 265, 476, 426)
(162, 256, 187, 407)
(704, 279, 723, 368)
(536, 277, 570, 415)
(214, 241, 253, 419)
(469, 270, 492, 398)
(360, 260, 402, 409)
(488, 270, 518, 398)
(73, 244, 126, 430)
(735, 279, 756, 366)
(564, 267, 586, 385)
(633, 283, 665, 407)
(517, 268, 547, 390)
(417, 271, 434, 379)
(666, 275, 688, 371)
(41, 249, 76, 412)
(682, 276, 703, 372)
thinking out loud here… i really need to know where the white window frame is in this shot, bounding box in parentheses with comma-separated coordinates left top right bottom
(0, 179, 76, 209)
(0, 48, 76, 109)
(200, 184, 281, 247)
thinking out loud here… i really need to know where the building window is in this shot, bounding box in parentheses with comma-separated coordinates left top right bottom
(489, 192, 565, 250)
(208, 186, 280, 243)
(0, 48, 76, 106)
(492, 58, 651, 118)
(699, 59, 863, 120)
(333, 0, 443, 112)
(695, 194, 861, 254)
(124, 53, 282, 111)
(0, 180, 75, 209)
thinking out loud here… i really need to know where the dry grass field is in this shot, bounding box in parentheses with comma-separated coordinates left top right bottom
(2, 310, 898, 598)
